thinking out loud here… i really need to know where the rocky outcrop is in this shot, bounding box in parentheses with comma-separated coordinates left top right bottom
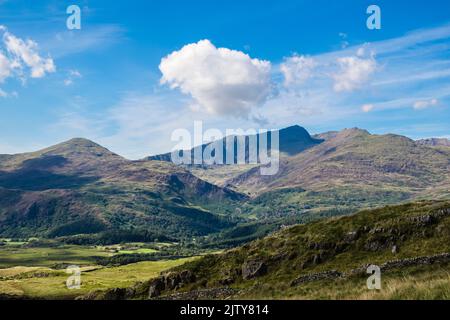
(241, 260, 267, 280)
(148, 277, 166, 298)
(77, 269, 197, 300)
(148, 270, 196, 298)
(291, 271, 343, 287)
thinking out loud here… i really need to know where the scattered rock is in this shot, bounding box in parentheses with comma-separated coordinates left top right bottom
(293, 253, 450, 286)
(291, 270, 343, 287)
(380, 253, 450, 271)
(364, 240, 390, 252)
(218, 278, 234, 286)
(103, 288, 127, 300)
(409, 215, 436, 226)
(344, 231, 360, 242)
(392, 245, 399, 255)
(155, 287, 239, 300)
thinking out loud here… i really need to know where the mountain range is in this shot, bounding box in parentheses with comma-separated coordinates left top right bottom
(0, 126, 449, 243)
(150, 126, 450, 218)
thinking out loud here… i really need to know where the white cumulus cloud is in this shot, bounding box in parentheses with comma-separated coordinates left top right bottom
(333, 54, 377, 92)
(159, 39, 271, 117)
(3, 31, 55, 78)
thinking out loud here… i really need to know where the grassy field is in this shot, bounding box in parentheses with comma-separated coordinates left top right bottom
(0, 245, 112, 268)
(0, 239, 174, 269)
(0, 239, 197, 299)
(0, 257, 197, 299)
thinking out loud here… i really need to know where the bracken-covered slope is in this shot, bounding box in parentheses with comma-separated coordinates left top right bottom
(111, 201, 450, 300)
(0, 138, 245, 240)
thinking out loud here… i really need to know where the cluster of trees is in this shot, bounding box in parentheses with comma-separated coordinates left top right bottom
(59, 229, 175, 246)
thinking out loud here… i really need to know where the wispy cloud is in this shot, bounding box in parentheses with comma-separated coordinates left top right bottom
(413, 98, 439, 110)
(43, 24, 126, 58)
(63, 69, 82, 86)
(50, 92, 197, 159)
(258, 22, 450, 128)
(50, 22, 450, 157)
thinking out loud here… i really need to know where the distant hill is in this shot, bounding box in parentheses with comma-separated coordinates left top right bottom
(0, 138, 245, 241)
(229, 128, 450, 192)
(222, 128, 450, 216)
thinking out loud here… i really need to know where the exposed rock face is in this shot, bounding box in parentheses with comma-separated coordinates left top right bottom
(408, 214, 437, 226)
(148, 277, 166, 298)
(148, 270, 196, 298)
(242, 260, 267, 280)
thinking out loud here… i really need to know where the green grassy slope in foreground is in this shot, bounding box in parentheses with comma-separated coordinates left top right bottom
(119, 201, 450, 300)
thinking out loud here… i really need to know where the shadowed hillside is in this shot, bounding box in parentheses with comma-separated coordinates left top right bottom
(147, 125, 323, 163)
(0, 138, 245, 241)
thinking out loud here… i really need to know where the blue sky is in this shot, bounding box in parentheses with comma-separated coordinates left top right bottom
(0, 0, 450, 158)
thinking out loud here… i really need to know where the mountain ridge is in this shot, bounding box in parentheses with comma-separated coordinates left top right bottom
(417, 137, 450, 147)
(0, 138, 245, 240)
(1, 126, 449, 242)
(146, 125, 323, 162)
